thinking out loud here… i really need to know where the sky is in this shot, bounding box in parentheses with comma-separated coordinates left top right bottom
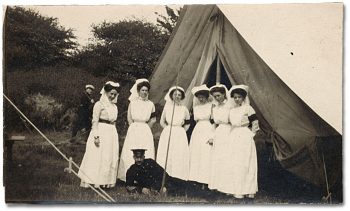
(24, 5, 181, 47)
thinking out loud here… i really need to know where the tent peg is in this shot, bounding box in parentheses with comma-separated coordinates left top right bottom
(64, 157, 73, 174)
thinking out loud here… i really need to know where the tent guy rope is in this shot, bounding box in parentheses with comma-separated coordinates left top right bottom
(3, 93, 116, 203)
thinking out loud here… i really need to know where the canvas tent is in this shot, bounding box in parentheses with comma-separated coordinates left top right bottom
(149, 4, 342, 195)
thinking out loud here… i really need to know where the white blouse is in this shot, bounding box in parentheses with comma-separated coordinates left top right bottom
(212, 100, 231, 124)
(193, 103, 212, 121)
(229, 105, 256, 127)
(129, 98, 155, 122)
(91, 101, 118, 137)
(162, 104, 190, 126)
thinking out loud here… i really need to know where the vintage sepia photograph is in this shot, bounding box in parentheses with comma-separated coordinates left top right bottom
(1, 0, 343, 205)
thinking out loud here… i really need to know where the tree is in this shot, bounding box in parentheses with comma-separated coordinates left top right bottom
(4, 6, 77, 70)
(74, 19, 169, 81)
(155, 6, 183, 35)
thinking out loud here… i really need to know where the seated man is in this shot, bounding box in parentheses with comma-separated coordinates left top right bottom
(126, 149, 187, 195)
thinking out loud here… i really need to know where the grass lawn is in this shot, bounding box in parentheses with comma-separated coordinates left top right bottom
(3, 130, 330, 205)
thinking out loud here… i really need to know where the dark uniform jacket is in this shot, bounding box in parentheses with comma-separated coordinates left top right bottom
(77, 92, 94, 129)
(126, 159, 166, 192)
(126, 159, 189, 195)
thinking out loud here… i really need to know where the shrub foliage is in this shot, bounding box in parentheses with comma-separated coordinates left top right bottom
(24, 93, 64, 129)
(4, 6, 77, 70)
(4, 6, 182, 132)
(73, 19, 169, 81)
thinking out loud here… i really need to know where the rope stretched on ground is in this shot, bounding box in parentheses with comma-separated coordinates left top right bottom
(3, 93, 115, 203)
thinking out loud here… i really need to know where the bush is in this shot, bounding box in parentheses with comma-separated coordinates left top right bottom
(24, 93, 64, 129)
(4, 67, 101, 131)
(27, 82, 56, 95)
(3, 66, 134, 133)
(4, 6, 77, 70)
(74, 19, 169, 80)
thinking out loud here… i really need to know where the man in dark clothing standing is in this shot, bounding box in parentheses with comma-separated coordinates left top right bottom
(70, 84, 95, 144)
(126, 149, 187, 195)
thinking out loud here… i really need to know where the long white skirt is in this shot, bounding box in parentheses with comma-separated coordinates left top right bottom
(208, 123, 232, 190)
(156, 125, 189, 180)
(219, 127, 258, 195)
(118, 122, 155, 181)
(78, 123, 119, 188)
(189, 121, 214, 184)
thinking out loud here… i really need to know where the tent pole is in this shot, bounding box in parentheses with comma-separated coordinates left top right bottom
(160, 100, 176, 192)
(216, 54, 221, 84)
(216, 12, 223, 85)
